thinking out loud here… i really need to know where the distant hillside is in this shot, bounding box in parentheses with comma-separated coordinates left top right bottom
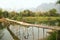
(30, 3, 60, 13)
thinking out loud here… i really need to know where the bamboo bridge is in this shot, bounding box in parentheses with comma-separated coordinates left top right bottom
(0, 18, 60, 40)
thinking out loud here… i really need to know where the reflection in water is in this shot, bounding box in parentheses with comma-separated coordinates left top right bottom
(0, 25, 50, 40)
(10, 25, 49, 40)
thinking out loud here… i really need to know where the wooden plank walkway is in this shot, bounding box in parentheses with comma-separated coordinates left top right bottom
(4, 18, 60, 30)
(0, 18, 60, 30)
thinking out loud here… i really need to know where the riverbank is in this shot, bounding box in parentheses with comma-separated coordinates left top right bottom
(15, 17, 60, 26)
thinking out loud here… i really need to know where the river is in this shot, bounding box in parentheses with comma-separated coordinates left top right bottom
(0, 25, 50, 40)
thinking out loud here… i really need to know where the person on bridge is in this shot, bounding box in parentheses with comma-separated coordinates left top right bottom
(23, 32, 29, 39)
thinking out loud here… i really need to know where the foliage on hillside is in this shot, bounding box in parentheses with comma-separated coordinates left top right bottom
(0, 8, 60, 26)
(20, 17, 60, 26)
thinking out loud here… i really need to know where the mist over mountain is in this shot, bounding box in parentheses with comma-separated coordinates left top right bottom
(29, 3, 60, 13)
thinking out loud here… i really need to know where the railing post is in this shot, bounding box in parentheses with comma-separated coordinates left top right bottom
(32, 26, 34, 40)
(43, 28, 44, 40)
(46, 29, 47, 40)
(38, 27, 39, 40)
(19, 25, 21, 40)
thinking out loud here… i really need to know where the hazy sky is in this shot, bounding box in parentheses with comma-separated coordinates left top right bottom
(0, 0, 57, 11)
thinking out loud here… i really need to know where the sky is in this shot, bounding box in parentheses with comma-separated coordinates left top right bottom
(0, 0, 57, 11)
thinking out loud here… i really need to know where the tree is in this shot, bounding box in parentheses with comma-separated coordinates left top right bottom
(3, 11, 9, 18)
(57, 0, 60, 4)
(19, 10, 33, 17)
(0, 8, 3, 18)
(56, 0, 60, 40)
(48, 9, 57, 16)
(9, 11, 17, 19)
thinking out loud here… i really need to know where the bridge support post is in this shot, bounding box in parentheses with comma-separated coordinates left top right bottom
(57, 30, 60, 40)
(7, 26, 20, 40)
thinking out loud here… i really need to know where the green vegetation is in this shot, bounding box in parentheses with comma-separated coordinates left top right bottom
(57, 0, 60, 4)
(19, 17, 60, 26)
(0, 8, 60, 26)
(0, 0, 60, 39)
(47, 31, 57, 40)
